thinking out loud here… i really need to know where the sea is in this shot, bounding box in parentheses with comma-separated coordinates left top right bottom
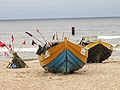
(0, 17, 120, 61)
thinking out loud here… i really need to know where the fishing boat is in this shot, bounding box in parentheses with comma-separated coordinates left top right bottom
(37, 37, 88, 74)
(80, 36, 113, 63)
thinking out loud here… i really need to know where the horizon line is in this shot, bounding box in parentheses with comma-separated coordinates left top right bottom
(0, 16, 120, 21)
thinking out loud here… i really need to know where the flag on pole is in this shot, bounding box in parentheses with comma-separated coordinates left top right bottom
(4, 52, 11, 58)
(22, 41, 26, 45)
(12, 35, 14, 42)
(32, 40, 37, 46)
(37, 29, 40, 33)
(0, 41, 6, 47)
(9, 44, 12, 48)
(61, 32, 64, 41)
(25, 32, 33, 37)
(52, 34, 55, 40)
(8, 44, 12, 51)
(4, 52, 8, 56)
(56, 32, 58, 40)
(4, 52, 7, 56)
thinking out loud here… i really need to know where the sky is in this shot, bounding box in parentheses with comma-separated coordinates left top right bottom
(0, 0, 120, 19)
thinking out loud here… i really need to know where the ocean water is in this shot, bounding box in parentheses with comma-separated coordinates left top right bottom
(0, 17, 120, 60)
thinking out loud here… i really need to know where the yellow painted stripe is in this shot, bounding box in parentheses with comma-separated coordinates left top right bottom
(85, 40, 100, 49)
(66, 41, 87, 63)
(39, 37, 88, 65)
(47, 42, 64, 55)
(100, 41, 113, 51)
(40, 44, 65, 65)
(67, 40, 88, 57)
(85, 40, 113, 51)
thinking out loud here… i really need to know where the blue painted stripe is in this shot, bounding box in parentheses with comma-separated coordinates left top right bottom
(67, 50, 84, 68)
(43, 49, 85, 73)
(44, 50, 65, 67)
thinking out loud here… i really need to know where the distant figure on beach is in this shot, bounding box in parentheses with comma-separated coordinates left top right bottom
(7, 52, 28, 68)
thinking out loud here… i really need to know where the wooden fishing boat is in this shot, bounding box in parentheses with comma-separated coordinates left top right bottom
(80, 36, 113, 63)
(37, 37, 88, 74)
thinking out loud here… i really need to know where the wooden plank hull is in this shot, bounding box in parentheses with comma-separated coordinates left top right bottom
(85, 40, 113, 63)
(38, 38, 88, 74)
(43, 49, 85, 74)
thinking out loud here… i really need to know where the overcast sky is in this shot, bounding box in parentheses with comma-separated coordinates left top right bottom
(0, 0, 120, 19)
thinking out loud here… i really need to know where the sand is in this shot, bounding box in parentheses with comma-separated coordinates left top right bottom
(0, 58, 120, 90)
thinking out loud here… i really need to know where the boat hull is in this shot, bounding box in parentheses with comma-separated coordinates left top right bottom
(38, 38, 88, 74)
(87, 44, 112, 63)
(43, 49, 85, 74)
(85, 40, 113, 63)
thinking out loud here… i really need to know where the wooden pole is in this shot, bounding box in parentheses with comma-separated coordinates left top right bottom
(71, 27, 75, 35)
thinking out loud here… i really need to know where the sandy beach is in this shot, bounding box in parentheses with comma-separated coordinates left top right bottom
(0, 17, 120, 90)
(0, 58, 120, 90)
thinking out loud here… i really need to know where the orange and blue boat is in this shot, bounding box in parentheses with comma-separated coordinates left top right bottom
(37, 37, 88, 74)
